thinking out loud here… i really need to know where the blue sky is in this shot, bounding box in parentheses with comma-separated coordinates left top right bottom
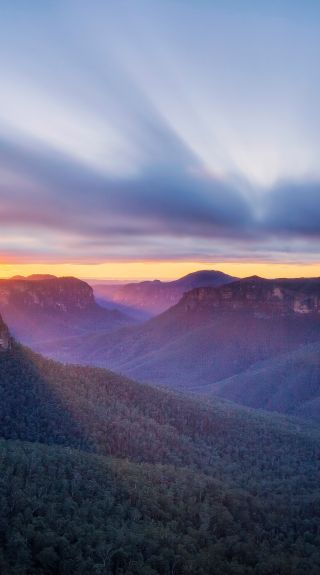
(1, 0, 320, 270)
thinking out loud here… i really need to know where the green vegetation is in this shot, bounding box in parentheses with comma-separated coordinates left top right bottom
(1, 342, 320, 573)
(2, 438, 320, 575)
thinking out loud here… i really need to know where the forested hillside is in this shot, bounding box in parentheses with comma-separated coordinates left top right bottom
(1, 341, 319, 478)
(1, 332, 320, 573)
(1, 438, 320, 575)
(203, 342, 320, 420)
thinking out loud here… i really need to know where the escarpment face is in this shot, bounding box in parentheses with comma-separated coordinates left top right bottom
(180, 277, 320, 317)
(0, 315, 11, 351)
(0, 277, 95, 313)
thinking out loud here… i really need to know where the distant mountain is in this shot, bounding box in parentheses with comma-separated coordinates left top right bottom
(93, 269, 237, 317)
(1, 316, 320, 573)
(0, 276, 132, 346)
(10, 273, 58, 281)
(40, 276, 320, 397)
(202, 342, 320, 421)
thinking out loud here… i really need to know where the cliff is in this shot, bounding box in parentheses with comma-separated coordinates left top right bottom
(0, 315, 12, 351)
(0, 276, 95, 313)
(0, 276, 132, 347)
(180, 276, 320, 316)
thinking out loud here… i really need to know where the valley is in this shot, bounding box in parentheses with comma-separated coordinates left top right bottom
(0, 312, 320, 573)
(92, 270, 237, 317)
(2, 3, 320, 572)
(1, 272, 320, 573)
(33, 275, 320, 421)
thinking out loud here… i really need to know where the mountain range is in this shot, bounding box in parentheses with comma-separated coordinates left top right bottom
(93, 269, 237, 317)
(36, 275, 320, 421)
(2, 271, 320, 423)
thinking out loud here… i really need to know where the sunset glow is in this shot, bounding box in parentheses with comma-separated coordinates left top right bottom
(0, 261, 319, 282)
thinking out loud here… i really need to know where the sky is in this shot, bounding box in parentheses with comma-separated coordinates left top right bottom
(1, 0, 320, 280)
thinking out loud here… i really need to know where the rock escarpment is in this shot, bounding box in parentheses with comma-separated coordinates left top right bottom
(0, 315, 12, 351)
(180, 276, 320, 316)
(0, 276, 95, 313)
(0, 276, 132, 347)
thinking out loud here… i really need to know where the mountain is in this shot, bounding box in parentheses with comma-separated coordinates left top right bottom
(0, 276, 132, 347)
(10, 274, 58, 281)
(200, 341, 320, 420)
(1, 315, 320, 573)
(41, 276, 320, 394)
(93, 269, 237, 318)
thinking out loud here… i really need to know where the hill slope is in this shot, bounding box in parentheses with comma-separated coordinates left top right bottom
(2, 436, 320, 575)
(3, 338, 318, 474)
(200, 342, 320, 420)
(1, 317, 320, 573)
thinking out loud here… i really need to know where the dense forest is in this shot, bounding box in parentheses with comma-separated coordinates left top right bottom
(0, 340, 320, 573)
(2, 438, 320, 575)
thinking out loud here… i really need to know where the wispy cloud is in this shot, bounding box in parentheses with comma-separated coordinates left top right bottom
(1, 1, 320, 264)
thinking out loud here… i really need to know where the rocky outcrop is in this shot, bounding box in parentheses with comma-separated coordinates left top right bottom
(0, 276, 132, 348)
(0, 276, 95, 313)
(180, 276, 320, 316)
(0, 315, 12, 351)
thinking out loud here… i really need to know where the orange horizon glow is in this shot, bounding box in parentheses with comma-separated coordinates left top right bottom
(0, 260, 319, 281)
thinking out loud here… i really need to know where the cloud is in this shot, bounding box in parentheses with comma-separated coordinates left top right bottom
(261, 181, 320, 237)
(2, 127, 320, 265)
(0, 124, 252, 235)
(1, 0, 320, 264)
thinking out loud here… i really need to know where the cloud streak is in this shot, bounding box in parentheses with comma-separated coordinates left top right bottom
(1, 128, 320, 264)
(1, 1, 320, 264)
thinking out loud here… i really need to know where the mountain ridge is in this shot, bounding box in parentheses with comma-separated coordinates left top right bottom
(93, 269, 237, 317)
(37, 276, 320, 411)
